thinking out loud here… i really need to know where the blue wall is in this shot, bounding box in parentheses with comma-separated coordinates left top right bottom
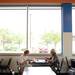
(62, 3, 72, 32)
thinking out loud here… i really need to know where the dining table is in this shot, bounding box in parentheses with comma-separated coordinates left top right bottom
(23, 67, 56, 75)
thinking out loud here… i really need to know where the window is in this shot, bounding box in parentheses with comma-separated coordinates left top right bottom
(72, 7, 75, 54)
(28, 7, 61, 54)
(0, 6, 62, 54)
(0, 7, 27, 53)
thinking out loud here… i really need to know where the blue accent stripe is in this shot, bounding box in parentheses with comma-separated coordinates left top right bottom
(62, 3, 72, 32)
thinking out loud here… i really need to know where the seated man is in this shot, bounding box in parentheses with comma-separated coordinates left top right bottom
(18, 49, 31, 75)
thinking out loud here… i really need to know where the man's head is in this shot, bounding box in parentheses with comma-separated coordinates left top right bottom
(24, 50, 29, 56)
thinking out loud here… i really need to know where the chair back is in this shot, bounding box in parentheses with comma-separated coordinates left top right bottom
(0, 58, 4, 65)
(65, 57, 69, 68)
(7, 58, 12, 67)
(71, 59, 75, 68)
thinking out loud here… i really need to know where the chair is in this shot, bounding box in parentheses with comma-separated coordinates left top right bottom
(65, 56, 71, 71)
(0, 59, 4, 65)
(56, 57, 64, 74)
(71, 59, 75, 68)
(67, 59, 75, 75)
(0, 58, 12, 72)
(65, 57, 75, 75)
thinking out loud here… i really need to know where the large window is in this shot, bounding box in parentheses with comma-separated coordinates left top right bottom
(0, 6, 62, 54)
(72, 7, 75, 54)
(0, 7, 27, 53)
(28, 7, 61, 54)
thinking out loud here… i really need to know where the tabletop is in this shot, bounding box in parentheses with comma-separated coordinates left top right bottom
(23, 67, 56, 75)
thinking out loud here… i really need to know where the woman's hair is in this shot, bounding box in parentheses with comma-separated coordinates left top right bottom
(50, 49, 57, 57)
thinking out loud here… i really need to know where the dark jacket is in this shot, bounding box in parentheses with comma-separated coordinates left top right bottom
(49, 56, 59, 73)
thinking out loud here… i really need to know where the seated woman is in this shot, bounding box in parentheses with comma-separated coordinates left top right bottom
(45, 49, 59, 73)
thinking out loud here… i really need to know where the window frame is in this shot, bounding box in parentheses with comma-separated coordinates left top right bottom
(72, 6, 75, 54)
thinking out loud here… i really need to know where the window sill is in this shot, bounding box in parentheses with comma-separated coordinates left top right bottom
(0, 53, 62, 56)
